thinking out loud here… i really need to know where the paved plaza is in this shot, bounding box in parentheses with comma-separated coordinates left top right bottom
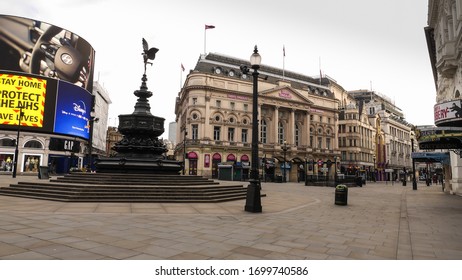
(0, 175, 461, 260)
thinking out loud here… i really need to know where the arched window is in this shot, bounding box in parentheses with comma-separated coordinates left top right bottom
(24, 140, 43, 149)
(260, 119, 267, 144)
(0, 138, 15, 146)
(278, 121, 285, 144)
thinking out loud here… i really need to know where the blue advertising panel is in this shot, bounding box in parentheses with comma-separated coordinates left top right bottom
(54, 80, 92, 139)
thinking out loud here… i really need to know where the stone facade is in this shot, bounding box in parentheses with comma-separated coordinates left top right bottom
(427, 0, 462, 195)
(175, 53, 339, 181)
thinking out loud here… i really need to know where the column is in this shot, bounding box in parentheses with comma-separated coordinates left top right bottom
(289, 109, 295, 145)
(305, 110, 311, 147)
(273, 106, 279, 144)
(204, 95, 211, 139)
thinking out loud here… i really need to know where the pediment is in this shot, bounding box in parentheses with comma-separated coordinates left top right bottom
(259, 86, 313, 105)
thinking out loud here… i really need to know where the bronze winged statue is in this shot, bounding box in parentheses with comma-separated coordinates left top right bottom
(142, 38, 159, 74)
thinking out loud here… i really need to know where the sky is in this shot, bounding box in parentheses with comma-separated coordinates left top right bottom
(3, 0, 436, 137)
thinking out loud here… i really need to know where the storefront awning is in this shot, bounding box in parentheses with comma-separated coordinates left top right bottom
(411, 152, 450, 164)
(417, 126, 462, 150)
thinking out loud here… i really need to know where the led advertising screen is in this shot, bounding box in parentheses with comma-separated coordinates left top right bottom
(0, 73, 47, 127)
(0, 14, 95, 93)
(0, 70, 58, 133)
(54, 80, 92, 139)
(0, 15, 95, 140)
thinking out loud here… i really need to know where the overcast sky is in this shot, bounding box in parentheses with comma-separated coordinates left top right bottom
(3, 0, 435, 136)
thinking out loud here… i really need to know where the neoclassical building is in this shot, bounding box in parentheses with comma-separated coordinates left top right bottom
(426, 0, 462, 195)
(175, 53, 339, 181)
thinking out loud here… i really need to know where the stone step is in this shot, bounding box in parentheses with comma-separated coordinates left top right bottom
(0, 173, 264, 203)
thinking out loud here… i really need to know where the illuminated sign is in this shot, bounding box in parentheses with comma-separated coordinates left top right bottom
(434, 99, 462, 125)
(0, 15, 95, 140)
(54, 80, 92, 139)
(0, 73, 46, 127)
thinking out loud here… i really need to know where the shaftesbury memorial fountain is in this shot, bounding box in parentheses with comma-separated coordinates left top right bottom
(96, 39, 182, 174)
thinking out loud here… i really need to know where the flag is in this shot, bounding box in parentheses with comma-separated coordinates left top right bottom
(181, 63, 185, 72)
(205, 24, 215, 29)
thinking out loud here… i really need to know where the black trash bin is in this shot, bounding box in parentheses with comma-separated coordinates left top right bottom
(335, 184, 348, 205)
(38, 166, 49, 179)
(356, 176, 363, 187)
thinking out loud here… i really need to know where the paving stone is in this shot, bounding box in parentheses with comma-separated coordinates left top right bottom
(0, 177, 461, 260)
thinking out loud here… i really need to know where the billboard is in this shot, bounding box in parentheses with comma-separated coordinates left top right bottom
(0, 71, 93, 139)
(54, 80, 92, 139)
(0, 73, 47, 127)
(0, 15, 95, 139)
(434, 99, 462, 126)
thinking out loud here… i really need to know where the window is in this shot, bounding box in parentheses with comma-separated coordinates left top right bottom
(0, 139, 15, 146)
(192, 97, 197, 105)
(309, 136, 313, 147)
(243, 104, 248, 112)
(216, 100, 221, 108)
(278, 121, 285, 144)
(326, 138, 331, 150)
(319, 116, 323, 123)
(260, 120, 267, 144)
(295, 124, 300, 146)
(242, 129, 248, 143)
(310, 115, 313, 121)
(228, 127, 235, 142)
(191, 124, 198, 140)
(24, 140, 43, 149)
(213, 126, 221, 140)
(230, 102, 235, 110)
(317, 137, 322, 149)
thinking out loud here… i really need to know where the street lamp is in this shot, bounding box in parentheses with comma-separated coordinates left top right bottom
(373, 155, 376, 182)
(334, 155, 337, 184)
(86, 110, 99, 172)
(12, 106, 24, 178)
(282, 140, 288, 183)
(411, 138, 417, 190)
(183, 128, 187, 175)
(243, 45, 262, 213)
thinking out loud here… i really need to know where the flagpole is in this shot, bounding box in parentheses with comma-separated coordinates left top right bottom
(180, 63, 185, 90)
(204, 27, 207, 54)
(319, 57, 322, 85)
(204, 25, 215, 55)
(283, 45, 285, 80)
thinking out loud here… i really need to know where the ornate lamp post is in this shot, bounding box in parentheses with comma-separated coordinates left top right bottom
(334, 155, 338, 184)
(86, 109, 99, 172)
(411, 138, 417, 190)
(373, 155, 376, 182)
(12, 106, 24, 178)
(282, 140, 288, 183)
(242, 46, 262, 213)
(183, 128, 187, 175)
